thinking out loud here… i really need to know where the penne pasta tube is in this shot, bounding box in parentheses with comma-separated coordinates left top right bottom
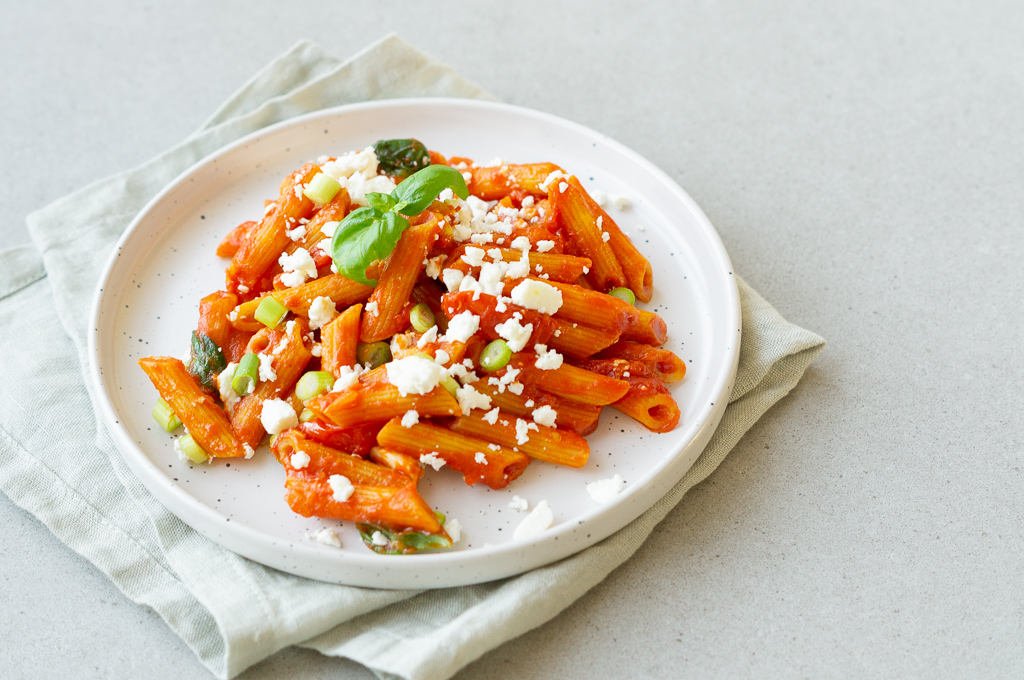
(273, 431, 411, 487)
(467, 162, 564, 200)
(450, 412, 590, 468)
(508, 356, 630, 406)
(276, 273, 374, 318)
(539, 278, 638, 331)
(196, 291, 239, 352)
(441, 291, 557, 347)
(550, 175, 627, 292)
(472, 381, 602, 436)
(227, 163, 319, 293)
(595, 341, 687, 383)
(306, 381, 459, 430)
(320, 303, 361, 376)
(361, 220, 439, 342)
(569, 177, 653, 302)
(444, 245, 591, 284)
(138, 356, 250, 458)
(621, 308, 669, 346)
(611, 377, 680, 433)
(294, 418, 380, 457)
(376, 418, 530, 489)
(216, 221, 256, 258)
(230, 319, 313, 448)
(368, 447, 424, 484)
(284, 475, 441, 533)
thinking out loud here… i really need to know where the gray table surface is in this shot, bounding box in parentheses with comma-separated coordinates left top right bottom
(3, 1, 1022, 678)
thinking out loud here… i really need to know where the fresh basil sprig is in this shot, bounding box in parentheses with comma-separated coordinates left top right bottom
(373, 138, 431, 179)
(188, 331, 226, 392)
(331, 164, 468, 286)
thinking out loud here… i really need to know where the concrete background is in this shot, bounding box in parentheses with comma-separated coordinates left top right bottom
(2, 1, 1022, 677)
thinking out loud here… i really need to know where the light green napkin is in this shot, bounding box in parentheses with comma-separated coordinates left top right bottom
(0, 35, 825, 680)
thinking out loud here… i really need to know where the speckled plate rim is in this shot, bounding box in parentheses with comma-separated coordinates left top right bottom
(88, 98, 741, 588)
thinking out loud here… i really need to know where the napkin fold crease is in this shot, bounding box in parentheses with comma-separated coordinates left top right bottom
(0, 34, 824, 680)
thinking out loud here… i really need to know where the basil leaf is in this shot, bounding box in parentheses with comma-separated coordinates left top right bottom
(373, 138, 431, 179)
(188, 331, 226, 392)
(357, 523, 453, 554)
(392, 164, 469, 217)
(365, 192, 396, 214)
(330, 207, 411, 286)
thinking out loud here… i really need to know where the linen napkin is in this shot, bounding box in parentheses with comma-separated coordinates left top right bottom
(0, 34, 825, 680)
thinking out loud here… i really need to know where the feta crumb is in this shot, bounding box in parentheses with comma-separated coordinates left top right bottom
(330, 364, 364, 391)
(510, 236, 532, 252)
(612, 195, 632, 210)
(445, 310, 481, 343)
(307, 296, 337, 330)
(510, 280, 562, 315)
(534, 344, 564, 370)
(515, 418, 539, 445)
(591, 190, 608, 207)
(260, 398, 297, 435)
(320, 220, 340, 238)
(370, 530, 389, 547)
(311, 344, 322, 358)
(420, 452, 446, 471)
(237, 284, 249, 294)
(539, 170, 565, 191)
(461, 246, 486, 268)
(218, 362, 240, 414)
(455, 384, 492, 415)
(446, 518, 462, 543)
(474, 452, 488, 465)
(243, 444, 255, 460)
(596, 216, 604, 230)
(401, 410, 419, 428)
(586, 474, 626, 504)
(278, 248, 318, 288)
(286, 224, 307, 242)
(290, 451, 311, 469)
(417, 325, 438, 348)
(328, 474, 355, 503)
(257, 353, 277, 382)
(494, 316, 533, 352)
(602, 231, 611, 242)
(386, 356, 443, 396)
(482, 407, 500, 425)
(364, 300, 379, 314)
(558, 181, 568, 193)
(315, 528, 342, 548)
(470, 232, 494, 244)
(507, 382, 524, 396)
(509, 495, 529, 512)
(442, 268, 465, 293)
(513, 500, 553, 540)
(532, 405, 558, 427)
(505, 250, 531, 279)
(434, 349, 450, 365)
(425, 255, 444, 279)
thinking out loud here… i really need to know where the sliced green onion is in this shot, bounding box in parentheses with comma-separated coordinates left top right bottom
(231, 353, 260, 396)
(152, 398, 181, 432)
(409, 303, 436, 333)
(302, 172, 342, 206)
(480, 339, 512, 372)
(440, 374, 459, 397)
(608, 287, 636, 306)
(295, 370, 336, 401)
(254, 295, 288, 329)
(298, 407, 316, 423)
(176, 434, 208, 464)
(357, 341, 392, 369)
(434, 510, 446, 525)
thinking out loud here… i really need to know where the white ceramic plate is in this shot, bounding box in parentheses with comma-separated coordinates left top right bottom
(88, 99, 740, 588)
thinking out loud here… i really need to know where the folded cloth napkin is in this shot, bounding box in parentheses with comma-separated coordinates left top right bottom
(0, 35, 825, 680)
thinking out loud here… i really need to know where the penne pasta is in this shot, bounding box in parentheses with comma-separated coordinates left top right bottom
(595, 341, 687, 383)
(361, 220, 440, 342)
(320, 303, 361, 376)
(450, 412, 590, 468)
(306, 381, 459, 430)
(550, 175, 627, 291)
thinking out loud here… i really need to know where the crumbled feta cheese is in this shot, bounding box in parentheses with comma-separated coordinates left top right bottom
(401, 410, 419, 428)
(237, 284, 249, 294)
(442, 268, 465, 293)
(494, 316, 533, 352)
(446, 518, 462, 543)
(173, 436, 189, 462)
(535, 240, 555, 253)
(474, 452, 488, 465)
(331, 364, 364, 391)
(477, 261, 507, 296)
(257, 353, 276, 382)
(434, 349, 450, 366)
(455, 384, 492, 415)
(532, 405, 558, 427)
(320, 220, 340, 238)
(482, 407, 500, 425)
(243, 444, 255, 460)
(510, 236, 532, 252)
(420, 452, 446, 471)
(510, 280, 562, 315)
(307, 296, 337, 330)
(534, 344, 564, 370)
(596, 216, 604, 230)
(445, 311, 480, 343)
(507, 382, 524, 395)
(590, 190, 608, 207)
(470, 232, 494, 244)
(586, 474, 626, 504)
(364, 300, 379, 314)
(602, 231, 611, 242)
(328, 474, 355, 503)
(461, 247, 486, 268)
(558, 181, 568, 193)
(278, 248, 318, 288)
(539, 170, 565, 191)
(425, 255, 444, 279)
(218, 362, 240, 414)
(370, 530, 389, 547)
(515, 418, 539, 445)
(417, 325, 438, 348)
(509, 495, 529, 512)
(505, 251, 531, 279)
(386, 356, 443, 396)
(290, 451, 311, 469)
(612, 195, 632, 210)
(513, 500, 553, 540)
(260, 398, 297, 435)
(315, 527, 342, 548)
(286, 224, 307, 242)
